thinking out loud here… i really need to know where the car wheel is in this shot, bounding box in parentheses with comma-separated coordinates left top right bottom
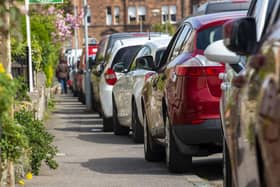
(81, 93, 86, 105)
(102, 117, 113, 132)
(113, 97, 130, 135)
(143, 112, 164, 161)
(132, 101, 144, 143)
(165, 115, 192, 173)
(223, 138, 233, 187)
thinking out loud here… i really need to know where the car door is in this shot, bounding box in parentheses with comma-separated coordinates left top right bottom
(222, 0, 278, 186)
(147, 24, 192, 138)
(114, 46, 151, 125)
(255, 13, 280, 187)
(239, 4, 280, 186)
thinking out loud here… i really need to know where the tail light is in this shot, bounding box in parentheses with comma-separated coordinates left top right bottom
(144, 72, 155, 82)
(104, 68, 117, 85)
(175, 66, 224, 76)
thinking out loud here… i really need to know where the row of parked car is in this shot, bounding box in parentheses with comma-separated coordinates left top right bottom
(66, 0, 280, 186)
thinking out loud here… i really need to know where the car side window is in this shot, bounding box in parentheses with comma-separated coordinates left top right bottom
(262, 0, 277, 35)
(95, 38, 108, 63)
(157, 26, 185, 70)
(169, 24, 191, 61)
(181, 31, 195, 53)
(129, 46, 151, 71)
(250, 0, 277, 41)
(168, 24, 192, 61)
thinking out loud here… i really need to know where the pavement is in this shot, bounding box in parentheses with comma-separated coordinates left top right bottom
(23, 94, 223, 187)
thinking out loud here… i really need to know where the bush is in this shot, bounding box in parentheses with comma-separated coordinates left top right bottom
(15, 110, 58, 175)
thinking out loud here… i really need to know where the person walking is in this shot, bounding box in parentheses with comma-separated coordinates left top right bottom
(56, 57, 69, 94)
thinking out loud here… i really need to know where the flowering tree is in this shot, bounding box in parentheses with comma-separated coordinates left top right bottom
(46, 5, 83, 42)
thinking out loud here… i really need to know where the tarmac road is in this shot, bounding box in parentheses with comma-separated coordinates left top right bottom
(24, 94, 223, 187)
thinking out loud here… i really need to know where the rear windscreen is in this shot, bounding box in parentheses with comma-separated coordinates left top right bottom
(196, 25, 223, 50)
(207, 2, 250, 13)
(111, 46, 142, 69)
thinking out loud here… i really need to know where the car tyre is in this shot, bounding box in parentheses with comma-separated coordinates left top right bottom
(132, 101, 144, 143)
(223, 138, 233, 187)
(113, 97, 130, 135)
(143, 112, 164, 161)
(103, 117, 113, 132)
(165, 115, 192, 173)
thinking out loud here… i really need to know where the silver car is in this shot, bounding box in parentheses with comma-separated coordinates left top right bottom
(112, 37, 171, 142)
(99, 36, 169, 132)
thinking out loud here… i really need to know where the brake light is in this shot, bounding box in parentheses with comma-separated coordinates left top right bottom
(175, 66, 224, 76)
(144, 72, 155, 81)
(104, 68, 117, 85)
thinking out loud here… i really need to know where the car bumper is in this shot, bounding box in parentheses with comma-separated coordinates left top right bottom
(172, 119, 222, 156)
(100, 85, 113, 118)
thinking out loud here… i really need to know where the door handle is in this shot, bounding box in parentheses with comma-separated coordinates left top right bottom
(171, 72, 177, 82)
(219, 73, 228, 81)
(221, 82, 231, 91)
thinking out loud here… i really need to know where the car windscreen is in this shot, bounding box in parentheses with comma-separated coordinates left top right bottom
(196, 25, 223, 50)
(207, 2, 250, 13)
(111, 45, 142, 69)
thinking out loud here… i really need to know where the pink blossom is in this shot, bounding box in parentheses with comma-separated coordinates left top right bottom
(48, 7, 83, 42)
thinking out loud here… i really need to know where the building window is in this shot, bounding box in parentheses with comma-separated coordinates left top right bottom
(137, 6, 146, 22)
(114, 6, 120, 25)
(169, 6, 176, 23)
(106, 6, 112, 25)
(128, 6, 137, 24)
(162, 6, 168, 24)
(161, 5, 177, 24)
(192, 4, 199, 14)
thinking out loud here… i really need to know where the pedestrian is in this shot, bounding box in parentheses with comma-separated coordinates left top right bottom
(56, 56, 69, 94)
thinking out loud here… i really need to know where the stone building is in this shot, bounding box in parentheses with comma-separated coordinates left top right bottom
(72, 0, 206, 45)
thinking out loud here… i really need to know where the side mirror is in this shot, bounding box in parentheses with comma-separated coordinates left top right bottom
(223, 17, 257, 55)
(136, 56, 155, 70)
(113, 62, 128, 73)
(205, 40, 241, 64)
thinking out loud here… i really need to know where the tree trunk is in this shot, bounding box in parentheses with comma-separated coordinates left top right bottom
(7, 161, 14, 187)
(0, 1, 12, 74)
(0, 1, 13, 187)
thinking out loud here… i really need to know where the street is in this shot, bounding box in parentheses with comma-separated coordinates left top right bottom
(24, 94, 223, 187)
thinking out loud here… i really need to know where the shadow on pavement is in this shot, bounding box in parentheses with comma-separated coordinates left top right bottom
(66, 120, 103, 125)
(78, 133, 135, 145)
(55, 126, 103, 133)
(81, 157, 222, 179)
(60, 115, 100, 120)
(192, 157, 223, 181)
(53, 109, 88, 115)
(81, 157, 169, 175)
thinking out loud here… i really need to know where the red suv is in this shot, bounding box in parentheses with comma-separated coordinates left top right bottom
(141, 11, 245, 173)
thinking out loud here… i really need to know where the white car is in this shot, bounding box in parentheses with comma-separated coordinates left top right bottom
(112, 37, 171, 142)
(99, 36, 170, 132)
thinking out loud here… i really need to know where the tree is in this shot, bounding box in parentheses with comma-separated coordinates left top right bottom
(151, 22, 176, 36)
